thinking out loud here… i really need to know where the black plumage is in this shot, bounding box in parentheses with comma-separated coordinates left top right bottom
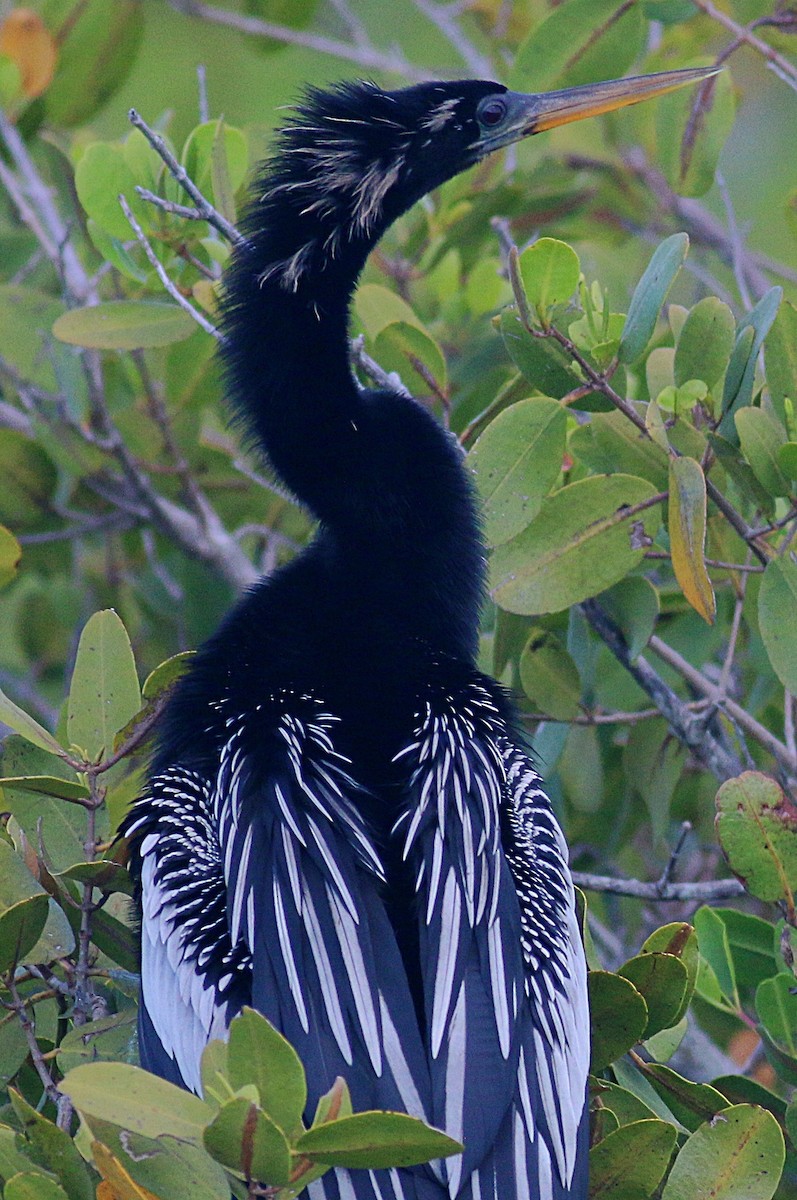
(123, 68, 712, 1200)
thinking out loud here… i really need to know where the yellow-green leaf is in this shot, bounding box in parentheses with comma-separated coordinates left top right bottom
(67, 610, 141, 761)
(668, 456, 715, 623)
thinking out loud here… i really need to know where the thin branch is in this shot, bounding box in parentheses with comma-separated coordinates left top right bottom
(581, 599, 745, 782)
(135, 187, 208, 224)
(648, 633, 797, 778)
(0, 108, 90, 303)
(165, 0, 427, 81)
(644, 550, 764, 573)
(691, 0, 797, 93)
(658, 821, 692, 891)
(128, 109, 244, 245)
(2, 975, 66, 1118)
(572, 869, 744, 901)
(118, 194, 221, 339)
(716, 170, 753, 310)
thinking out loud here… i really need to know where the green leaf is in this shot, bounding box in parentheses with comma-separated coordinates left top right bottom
(589, 970, 648, 1072)
(778, 442, 797, 480)
(182, 120, 248, 215)
(637, 1064, 729, 1132)
(598, 577, 659, 660)
(373, 321, 447, 397)
(618, 953, 688, 1039)
(491, 475, 662, 615)
(668, 456, 715, 624)
(0, 741, 89, 872)
(0, 431, 58, 529)
(467, 397, 566, 547)
(0, 840, 74, 963)
(735, 407, 790, 497)
(61, 1063, 213, 1142)
(312, 1077, 353, 1128)
(295, 1112, 462, 1170)
(756, 974, 797, 1057)
(74, 142, 150, 241)
(517, 238, 580, 316)
(511, 0, 644, 92)
(0, 1125, 41, 1186)
(142, 652, 194, 701)
(654, 68, 736, 198)
(0, 895, 49, 973)
(53, 303, 197, 351)
(591, 1079, 658, 1128)
(694, 906, 738, 1008)
(619, 234, 689, 364)
(2, 1174, 70, 1200)
(0, 776, 89, 804)
(518, 627, 581, 720)
(55, 1010, 137, 1073)
(759, 558, 797, 694)
(9, 1088, 94, 1200)
(569, 408, 669, 490)
(55, 862, 133, 896)
(67, 610, 141, 761)
(661, 1105, 785, 1200)
(764, 299, 797, 424)
(623, 721, 686, 845)
(227, 1008, 307, 1138)
(0, 687, 64, 756)
(355, 284, 425, 340)
(674, 296, 736, 389)
(589, 1118, 676, 1200)
(41, 0, 144, 127)
(500, 311, 585, 400)
(715, 772, 797, 906)
(720, 288, 783, 438)
(82, 1121, 230, 1200)
(0, 524, 21, 589)
(203, 1098, 292, 1187)
(640, 923, 699, 1025)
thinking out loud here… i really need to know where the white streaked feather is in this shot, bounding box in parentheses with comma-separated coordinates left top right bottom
(431, 869, 461, 1059)
(326, 883, 382, 1075)
(273, 877, 310, 1032)
(487, 916, 511, 1060)
(301, 883, 353, 1065)
(443, 984, 466, 1198)
(513, 1109, 532, 1200)
(379, 996, 427, 1123)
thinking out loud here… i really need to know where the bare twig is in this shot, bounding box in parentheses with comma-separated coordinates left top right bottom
(571, 869, 744, 902)
(581, 599, 745, 782)
(691, 0, 797, 93)
(648, 633, 797, 778)
(0, 109, 91, 303)
(2, 975, 66, 1119)
(128, 109, 244, 245)
(119, 193, 221, 338)
(716, 170, 753, 310)
(164, 0, 427, 81)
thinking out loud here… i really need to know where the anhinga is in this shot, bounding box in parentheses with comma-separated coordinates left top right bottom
(123, 67, 713, 1199)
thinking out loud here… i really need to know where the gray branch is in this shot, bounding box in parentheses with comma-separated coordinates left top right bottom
(572, 870, 745, 902)
(581, 599, 745, 783)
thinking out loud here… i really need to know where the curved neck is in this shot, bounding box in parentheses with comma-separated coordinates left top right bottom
(219, 187, 485, 662)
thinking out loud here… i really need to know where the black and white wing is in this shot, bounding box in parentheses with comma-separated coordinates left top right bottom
(395, 678, 588, 1200)
(501, 741, 590, 1198)
(122, 766, 252, 1093)
(125, 692, 442, 1200)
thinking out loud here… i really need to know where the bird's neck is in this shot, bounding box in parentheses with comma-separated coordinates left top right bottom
(219, 194, 485, 662)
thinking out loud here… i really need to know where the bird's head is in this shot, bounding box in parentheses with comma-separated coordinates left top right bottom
(251, 68, 716, 292)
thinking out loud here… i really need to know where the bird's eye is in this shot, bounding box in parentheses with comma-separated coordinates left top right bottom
(477, 97, 508, 128)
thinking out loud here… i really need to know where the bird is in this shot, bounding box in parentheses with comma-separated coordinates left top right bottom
(122, 66, 715, 1200)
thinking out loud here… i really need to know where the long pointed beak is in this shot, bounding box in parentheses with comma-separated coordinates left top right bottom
(476, 67, 720, 153)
